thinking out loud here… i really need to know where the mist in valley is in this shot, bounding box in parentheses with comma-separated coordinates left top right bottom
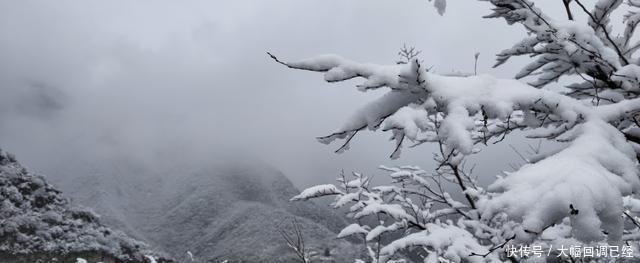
(0, 1, 572, 262)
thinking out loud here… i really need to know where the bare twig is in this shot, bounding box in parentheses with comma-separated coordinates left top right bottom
(469, 234, 516, 257)
(278, 218, 308, 263)
(563, 0, 574, 20)
(624, 211, 640, 229)
(267, 52, 291, 67)
(573, 0, 629, 65)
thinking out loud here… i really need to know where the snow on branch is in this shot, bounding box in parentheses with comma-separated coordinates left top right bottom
(484, 0, 640, 102)
(268, 52, 634, 154)
(290, 184, 343, 201)
(277, 0, 640, 261)
(379, 223, 499, 263)
(275, 51, 640, 259)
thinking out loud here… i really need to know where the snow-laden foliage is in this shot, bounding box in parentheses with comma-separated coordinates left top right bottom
(0, 148, 169, 262)
(279, 1, 640, 262)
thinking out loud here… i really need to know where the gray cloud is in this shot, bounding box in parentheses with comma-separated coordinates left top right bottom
(0, 0, 562, 187)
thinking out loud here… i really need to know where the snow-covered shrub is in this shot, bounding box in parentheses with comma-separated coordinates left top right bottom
(0, 148, 171, 262)
(277, 0, 640, 262)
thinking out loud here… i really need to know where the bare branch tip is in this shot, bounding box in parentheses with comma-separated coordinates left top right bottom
(267, 51, 289, 67)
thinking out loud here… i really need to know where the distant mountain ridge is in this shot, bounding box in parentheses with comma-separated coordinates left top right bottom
(47, 157, 361, 262)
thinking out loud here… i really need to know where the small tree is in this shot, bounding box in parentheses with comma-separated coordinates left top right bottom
(278, 218, 309, 263)
(272, 0, 640, 262)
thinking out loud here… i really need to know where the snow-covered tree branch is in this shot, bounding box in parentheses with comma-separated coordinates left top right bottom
(275, 0, 640, 262)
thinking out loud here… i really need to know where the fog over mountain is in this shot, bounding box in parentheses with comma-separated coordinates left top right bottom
(0, 1, 581, 262)
(0, 0, 559, 188)
(45, 155, 360, 262)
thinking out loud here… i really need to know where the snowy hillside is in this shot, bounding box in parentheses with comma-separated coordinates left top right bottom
(47, 157, 362, 262)
(0, 148, 172, 263)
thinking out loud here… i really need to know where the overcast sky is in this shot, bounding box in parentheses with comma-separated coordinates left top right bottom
(0, 0, 582, 187)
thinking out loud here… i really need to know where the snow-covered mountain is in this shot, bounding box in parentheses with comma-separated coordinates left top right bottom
(46, 157, 361, 262)
(0, 148, 172, 263)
